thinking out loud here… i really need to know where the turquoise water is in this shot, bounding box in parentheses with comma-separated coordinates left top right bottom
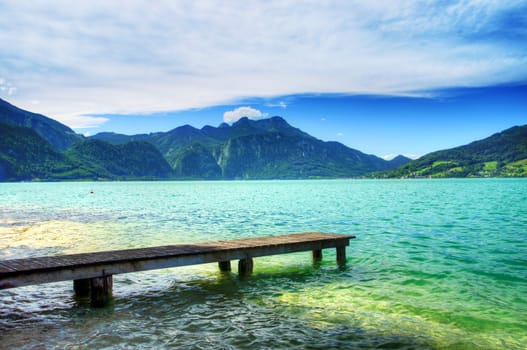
(0, 179, 526, 349)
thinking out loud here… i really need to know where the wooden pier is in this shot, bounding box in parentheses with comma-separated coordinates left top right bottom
(0, 232, 354, 306)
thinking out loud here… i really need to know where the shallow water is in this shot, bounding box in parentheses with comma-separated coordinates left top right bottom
(1, 179, 526, 349)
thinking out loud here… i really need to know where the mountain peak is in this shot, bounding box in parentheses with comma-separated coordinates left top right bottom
(232, 116, 251, 126)
(388, 155, 412, 167)
(167, 124, 201, 136)
(268, 115, 287, 123)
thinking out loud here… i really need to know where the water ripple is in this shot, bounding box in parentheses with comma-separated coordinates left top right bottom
(1, 179, 526, 349)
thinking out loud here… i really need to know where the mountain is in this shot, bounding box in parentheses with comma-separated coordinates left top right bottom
(0, 123, 83, 181)
(382, 125, 527, 178)
(0, 122, 173, 181)
(213, 133, 390, 179)
(66, 139, 174, 179)
(173, 142, 222, 179)
(0, 98, 173, 180)
(91, 116, 407, 179)
(0, 98, 83, 150)
(388, 155, 413, 168)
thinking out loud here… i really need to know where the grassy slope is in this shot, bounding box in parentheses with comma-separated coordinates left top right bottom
(382, 125, 527, 178)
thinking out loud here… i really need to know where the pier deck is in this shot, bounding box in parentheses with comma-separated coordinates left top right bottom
(0, 232, 354, 306)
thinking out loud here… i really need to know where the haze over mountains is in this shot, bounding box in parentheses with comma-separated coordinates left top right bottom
(1, 97, 526, 181)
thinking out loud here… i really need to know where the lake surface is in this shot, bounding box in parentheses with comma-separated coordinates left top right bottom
(1, 179, 526, 349)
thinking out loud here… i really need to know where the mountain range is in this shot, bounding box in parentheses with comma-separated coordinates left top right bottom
(88, 116, 408, 179)
(0, 98, 410, 181)
(1, 96, 526, 181)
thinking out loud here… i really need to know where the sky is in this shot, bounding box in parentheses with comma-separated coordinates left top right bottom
(1, 0, 526, 159)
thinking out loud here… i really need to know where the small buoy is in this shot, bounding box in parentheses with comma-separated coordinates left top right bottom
(90, 190, 94, 194)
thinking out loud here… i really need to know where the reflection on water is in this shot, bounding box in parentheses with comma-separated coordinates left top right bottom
(1, 180, 527, 349)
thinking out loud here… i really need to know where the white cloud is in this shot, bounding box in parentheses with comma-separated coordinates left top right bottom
(0, 1, 525, 125)
(2, 95, 110, 128)
(56, 114, 110, 129)
(223, 106, 268, 123)
(382, 154, 397, 160)
(0, 77, 17, 97)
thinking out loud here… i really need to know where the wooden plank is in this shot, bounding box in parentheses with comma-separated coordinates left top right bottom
(0, 262, 17, 273)
(0, 232, 355, 289)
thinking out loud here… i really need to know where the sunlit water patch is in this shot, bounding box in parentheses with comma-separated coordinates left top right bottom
(1, 179, 526, 349)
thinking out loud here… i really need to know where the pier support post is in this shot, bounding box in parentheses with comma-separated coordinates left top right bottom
(90, 275, 113, 307)
(336, 246, 347, 266)
(218, 260, 231, 272)
(73, 278, 91, 299)
(312, 249, 323, 262)
(238, 257, 254, 276)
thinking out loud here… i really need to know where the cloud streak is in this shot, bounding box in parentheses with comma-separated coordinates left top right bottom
(0, 0, 526, 128)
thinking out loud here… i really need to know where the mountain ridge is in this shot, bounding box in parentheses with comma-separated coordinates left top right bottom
(0, 98, 83, 150)
(9, 96, 526, 180)
(90, 116, 408, 179)
(0, 97, 410, 180)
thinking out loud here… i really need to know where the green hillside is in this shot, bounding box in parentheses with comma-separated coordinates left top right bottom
(66, 139, 175, 179)
(0, 123, 174, 181)
(0, 123, 89, 180)
(383, 125, 527, 178)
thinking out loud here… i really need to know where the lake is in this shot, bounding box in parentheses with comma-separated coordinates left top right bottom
(1, 179, 526, 349)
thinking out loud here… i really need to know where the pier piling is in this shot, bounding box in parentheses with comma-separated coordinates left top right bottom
(312, 249, 323, 262)
(218, 260, 231, 272)
(238, 257, 254, 275)
(336, 246, 347, 266)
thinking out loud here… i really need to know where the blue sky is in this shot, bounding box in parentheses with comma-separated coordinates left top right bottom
(1, 1, 526, 158)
